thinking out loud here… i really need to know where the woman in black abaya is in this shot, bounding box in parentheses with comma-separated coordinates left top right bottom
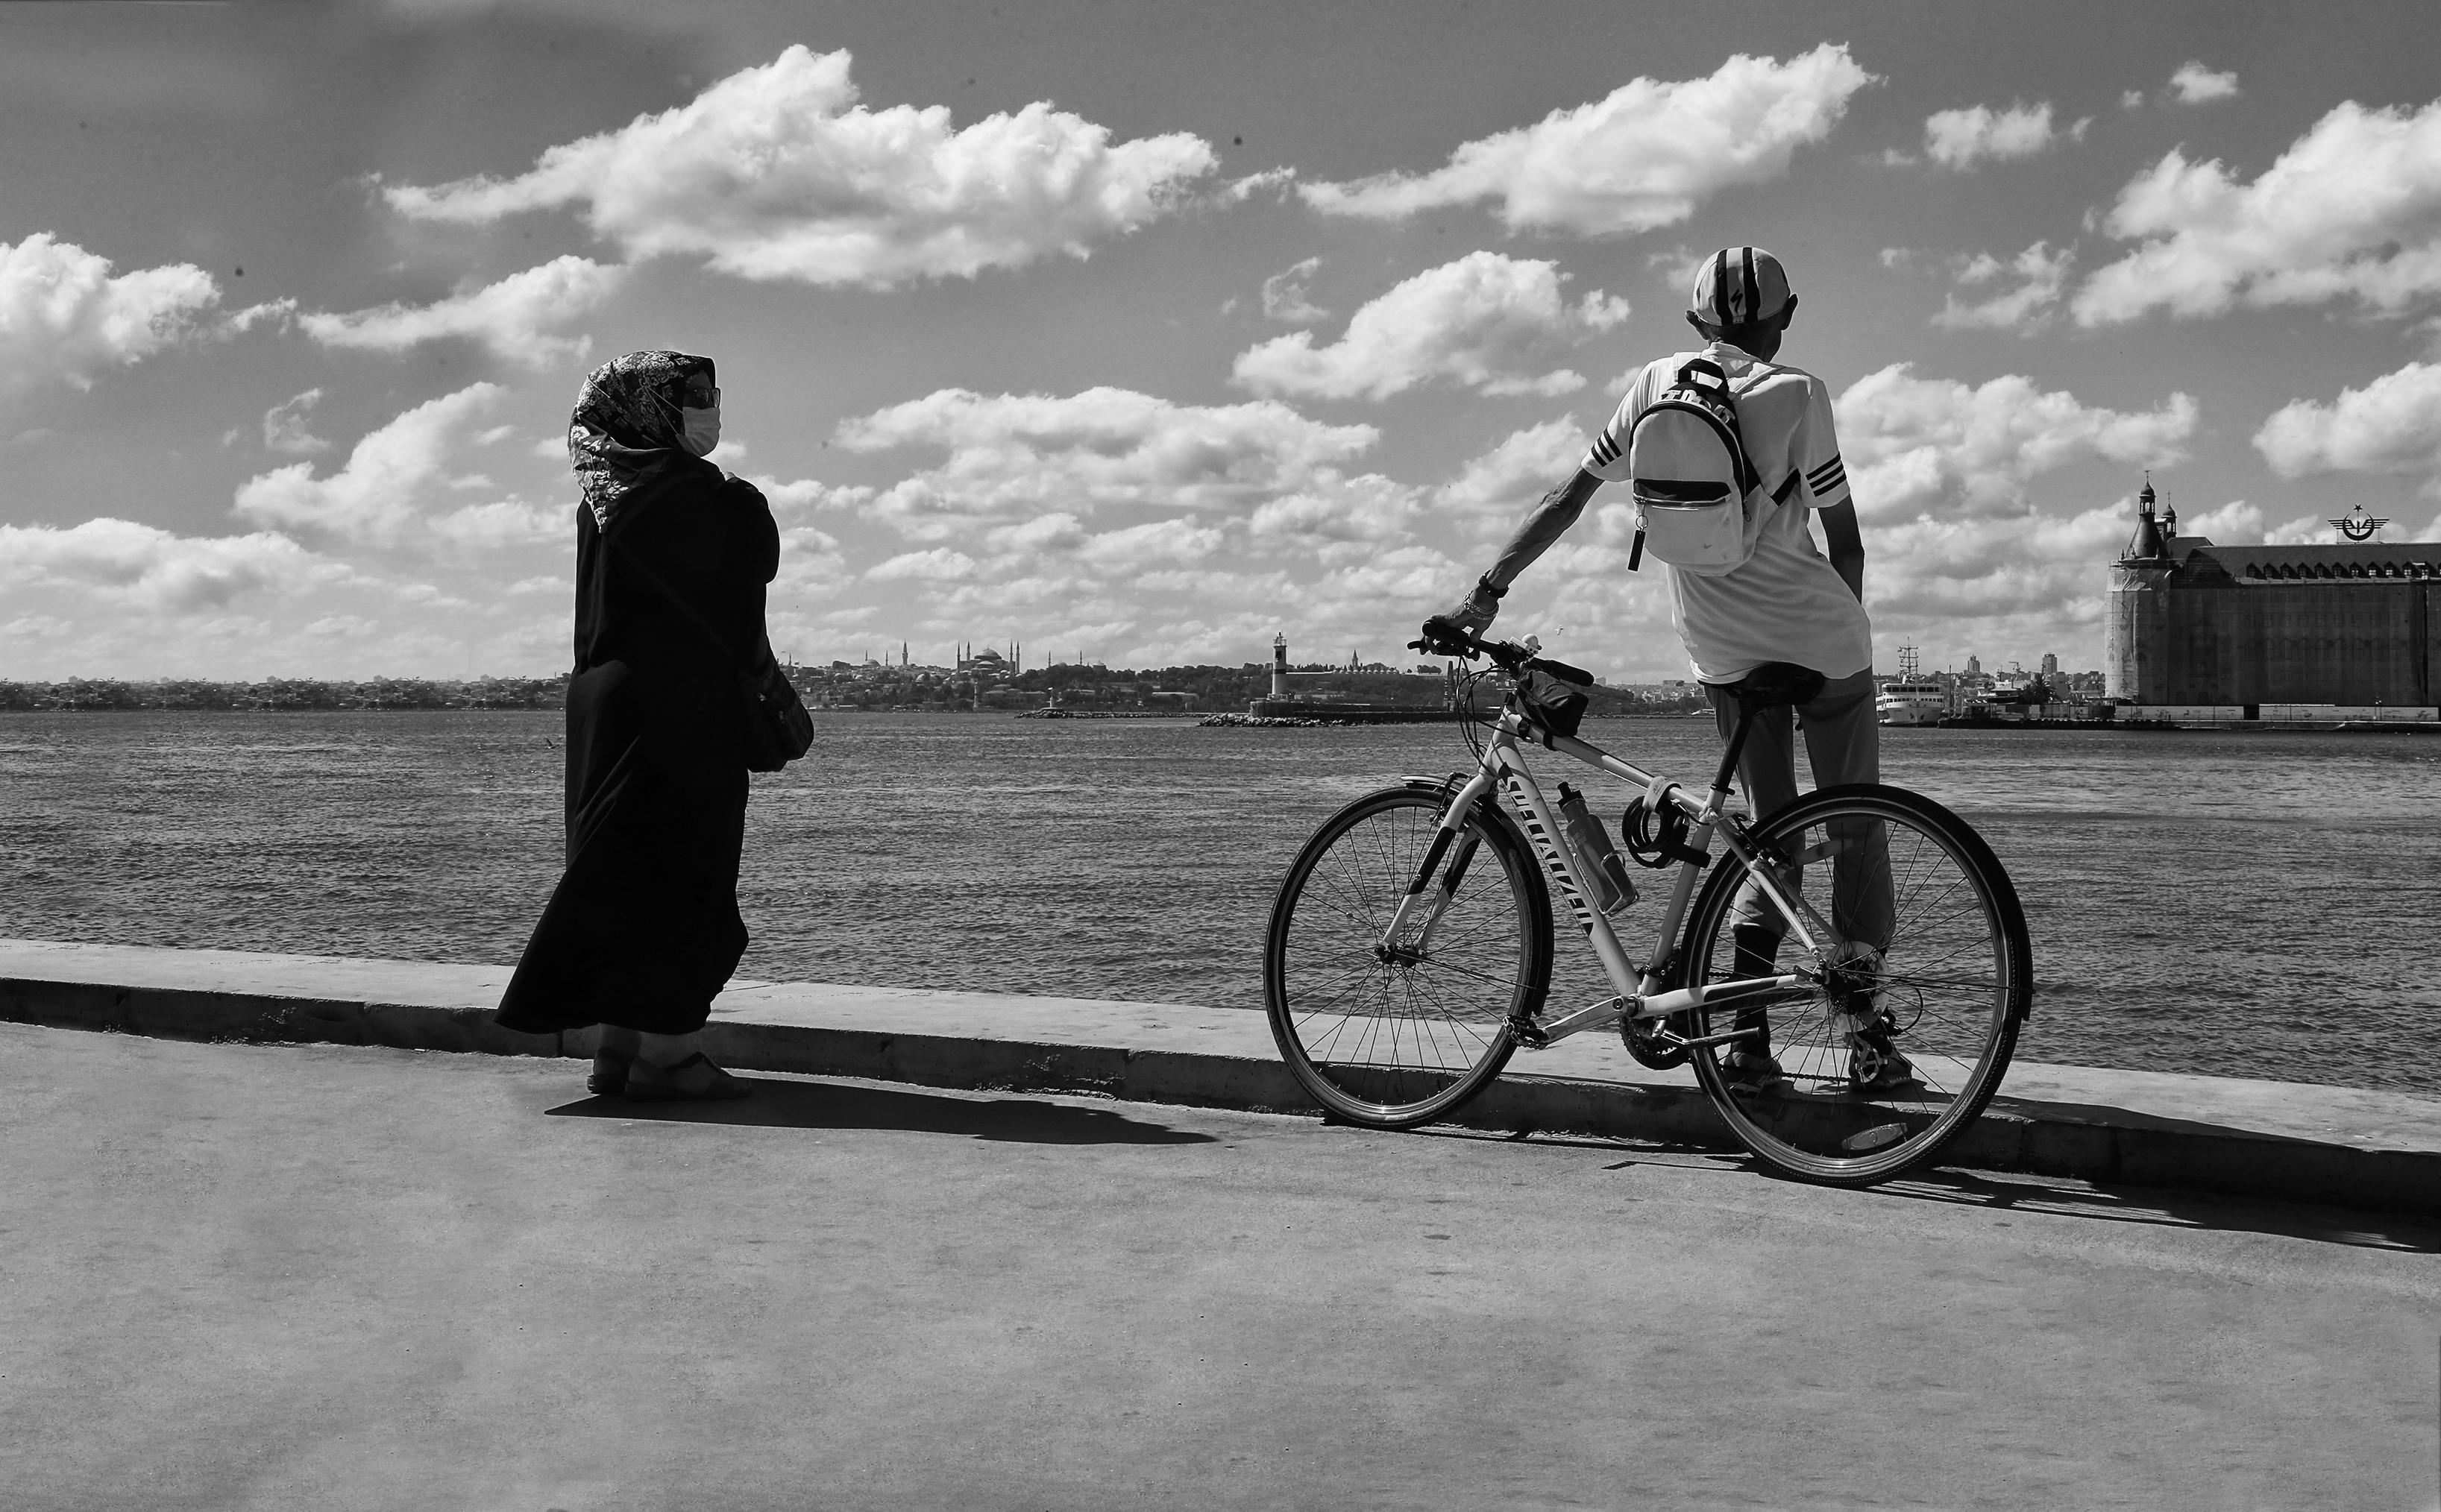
(496, 350, 779, 1101)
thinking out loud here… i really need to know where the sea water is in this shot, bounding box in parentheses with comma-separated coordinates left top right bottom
(1, 711, 2434, 1095)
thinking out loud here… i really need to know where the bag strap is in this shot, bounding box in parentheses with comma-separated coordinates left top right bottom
(599, 520, 753, 669)
(1720, 358, 1789, 501)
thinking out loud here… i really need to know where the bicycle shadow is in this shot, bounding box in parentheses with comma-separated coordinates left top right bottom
(1853, 1164, 2441, 1254)
(1414, 1124, 2441, 1253)
(546, 1075, 1217, 1147)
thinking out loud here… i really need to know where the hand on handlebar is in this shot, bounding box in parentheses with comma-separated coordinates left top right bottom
(1410, 614, 1486, 661)
(1441, 579, 1501, 638)
(1410, 617, 1594, 688)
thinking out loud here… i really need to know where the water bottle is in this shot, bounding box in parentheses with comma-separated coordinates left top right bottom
(1556, 781, 1636, 915)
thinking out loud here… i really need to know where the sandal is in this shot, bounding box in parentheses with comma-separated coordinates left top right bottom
(622, 1052, 751, 1103)
(587, 1051, 633, 1097)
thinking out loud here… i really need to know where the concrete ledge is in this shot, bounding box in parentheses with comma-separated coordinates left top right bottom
(4, 937, 2436, 1215)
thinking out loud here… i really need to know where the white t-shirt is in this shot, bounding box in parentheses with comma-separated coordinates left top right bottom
(1583, 341, 1873, 684)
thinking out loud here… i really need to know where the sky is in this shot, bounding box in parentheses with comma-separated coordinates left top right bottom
(7, 0, 2441, 682)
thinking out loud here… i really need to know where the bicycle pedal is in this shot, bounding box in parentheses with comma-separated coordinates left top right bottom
(1507, 1015, 1550, 1050)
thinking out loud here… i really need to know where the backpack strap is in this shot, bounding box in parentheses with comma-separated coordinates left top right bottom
(1721, 359, 1809, 505)
(1671, 359, 1761, 497)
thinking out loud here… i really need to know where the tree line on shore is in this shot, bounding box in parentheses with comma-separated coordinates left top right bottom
(807, 661, 1712, 716)
(1, 664, 1712, 716)
(0, 677, 571, 711)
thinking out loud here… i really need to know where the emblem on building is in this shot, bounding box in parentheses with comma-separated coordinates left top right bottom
(2329, 505, 2387, 542)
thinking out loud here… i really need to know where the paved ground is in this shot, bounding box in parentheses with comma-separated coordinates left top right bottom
(7, 1021, 2438, 1512)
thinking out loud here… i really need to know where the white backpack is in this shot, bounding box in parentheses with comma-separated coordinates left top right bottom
(1625, 358, 1774, 577)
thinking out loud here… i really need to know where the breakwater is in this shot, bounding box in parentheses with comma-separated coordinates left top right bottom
(1204, 709, 1477, 727)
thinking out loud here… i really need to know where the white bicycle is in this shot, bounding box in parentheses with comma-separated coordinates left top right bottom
(1262, 619, 2033, 1186)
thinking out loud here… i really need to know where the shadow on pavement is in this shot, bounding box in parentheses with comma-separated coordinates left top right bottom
(545, 1076, 1217, 1146)
(1413, 1125, 2441, 1253)
(1860, 1165, 2441, 1253)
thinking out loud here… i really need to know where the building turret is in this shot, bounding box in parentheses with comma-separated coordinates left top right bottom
(2123, 479, 2172, 563)
(2107, 476, 2177, 702)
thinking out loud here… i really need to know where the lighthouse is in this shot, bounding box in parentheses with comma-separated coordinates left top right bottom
(1271, 632, 1289, 701)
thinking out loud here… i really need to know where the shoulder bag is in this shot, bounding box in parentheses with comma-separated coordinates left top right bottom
(601, 528, 814, 772)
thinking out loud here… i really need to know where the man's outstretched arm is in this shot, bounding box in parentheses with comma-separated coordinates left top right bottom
(1442, 467, 1604, 631)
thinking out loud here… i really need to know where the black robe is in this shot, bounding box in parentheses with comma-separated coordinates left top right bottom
(496, 456, 780, 1036)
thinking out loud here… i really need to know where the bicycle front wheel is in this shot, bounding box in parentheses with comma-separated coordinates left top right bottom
(1683, 784, 2031, 1185)
(1264, 785, 1552, 1129)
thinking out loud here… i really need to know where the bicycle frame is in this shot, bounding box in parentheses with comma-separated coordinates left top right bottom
(1378, 705, 1841, 1051)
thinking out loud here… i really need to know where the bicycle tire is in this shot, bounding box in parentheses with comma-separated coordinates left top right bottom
(1681, 783, 2030, 1185)
(1264, 784, 1553, 1129)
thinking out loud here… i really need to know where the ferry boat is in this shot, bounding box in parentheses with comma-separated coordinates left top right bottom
(1876, 647, 1946, 725)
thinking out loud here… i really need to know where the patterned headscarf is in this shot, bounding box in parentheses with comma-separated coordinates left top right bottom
(568, 349, 715, 531)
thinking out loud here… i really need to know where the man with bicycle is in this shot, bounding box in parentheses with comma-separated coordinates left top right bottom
(1442, 247, 1908, 1093)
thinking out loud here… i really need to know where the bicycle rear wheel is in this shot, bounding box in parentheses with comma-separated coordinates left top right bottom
(1683, 784, 2030, 1185)
(1264, 784, 1552, 1129)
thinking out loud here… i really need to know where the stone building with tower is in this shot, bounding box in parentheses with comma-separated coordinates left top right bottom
(2105, 480, 2440, 706)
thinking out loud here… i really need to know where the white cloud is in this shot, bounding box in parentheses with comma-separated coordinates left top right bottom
(0, 233, 222, 393)
(263, 388, 331, 455)
(1865, 504, 2131, 624)
(299, 256, 625, 368)
(2179, 499, 2362, 547)
(383, 46, 1215, 288)
(2121, 89, 2147, 112)
(1231, 252, 1627, 401)
(2178, 500, 2263, 541)
(867, 549, 981, 582)
(1933, 242, 2073, 333)
(1921, 102, 2072, 170)
(1298, 45, 1874, 236)
(1261, 256, 1328, 323)
(834, 385, 1380, 540)
(2075, 98, 2441, 324)
(1433, 418, 1583, 538)
(234, 383, 509, 545)
(811, 382, 1485, 660)
(1836, 364, 2199, 521)
(2168, 63, 2239, 105)
(763, 477, 876, 515)
(427, 497, 570, 552)
(2253, 360, 2441, 485)
(0, 517, 337, 612)
(1074, 517, 1225, 570)
(1247, 473, 1427, 561)
(2263, 512, 2340, 546)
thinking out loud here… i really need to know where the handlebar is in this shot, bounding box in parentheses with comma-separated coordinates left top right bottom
(1409, 616, 1593, 687)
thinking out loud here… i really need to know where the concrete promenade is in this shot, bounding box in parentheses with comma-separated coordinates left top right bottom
(7, 1018, 2439, 1511)
(4, 938, 2439, 1215)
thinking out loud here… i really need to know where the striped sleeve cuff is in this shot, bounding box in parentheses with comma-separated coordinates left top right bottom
(1583, 426, 1630, 480)
(1805, 454, 1848, 500)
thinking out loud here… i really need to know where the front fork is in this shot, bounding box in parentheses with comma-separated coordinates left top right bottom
(1377, 768, 1502, 957)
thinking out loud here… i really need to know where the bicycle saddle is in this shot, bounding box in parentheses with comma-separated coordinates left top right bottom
(1724, 661, 1826, 708)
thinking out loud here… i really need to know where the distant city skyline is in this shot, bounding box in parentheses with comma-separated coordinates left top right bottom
(5, 2, 2441, 681)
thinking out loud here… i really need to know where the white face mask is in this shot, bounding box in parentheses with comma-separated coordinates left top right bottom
(679, 404, 721, 457)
